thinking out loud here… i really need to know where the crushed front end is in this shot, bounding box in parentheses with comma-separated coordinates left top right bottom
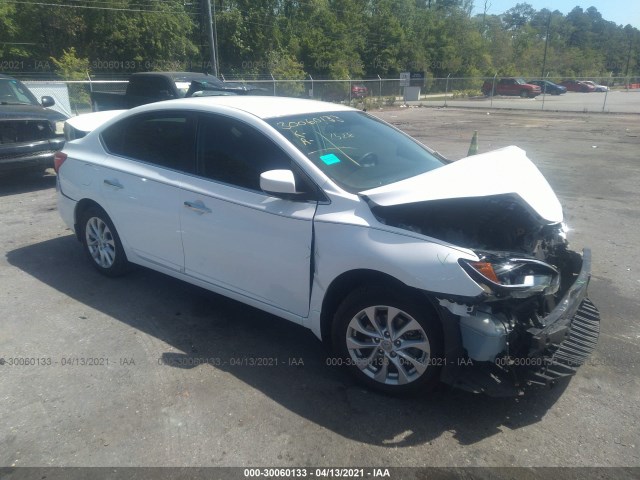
(371, 196, 600, 396)
(443, 245, 599, 396)
(362, 147, 600, 396)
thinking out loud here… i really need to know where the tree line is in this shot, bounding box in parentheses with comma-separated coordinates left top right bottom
(1, 0, 638, 80)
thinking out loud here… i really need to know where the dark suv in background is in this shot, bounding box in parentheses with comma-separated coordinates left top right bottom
(0, 74, 67, 173)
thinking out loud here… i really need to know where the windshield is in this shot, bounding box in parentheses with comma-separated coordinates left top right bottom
(0, 78, 38, 105)
(267, 111, 445, 192)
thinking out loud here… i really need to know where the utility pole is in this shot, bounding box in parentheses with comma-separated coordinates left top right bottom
(624, 35, 633, 78)
(212, 0, 220, 76)
(540, 11, 551, 80)
(202, 0, 218, 76)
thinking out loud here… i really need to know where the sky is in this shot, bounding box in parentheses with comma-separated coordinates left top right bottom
(472, 1, 640, 29)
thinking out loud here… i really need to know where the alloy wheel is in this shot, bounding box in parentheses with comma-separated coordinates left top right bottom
(345, 305, 431, 386)
(85, 216, 116, 269)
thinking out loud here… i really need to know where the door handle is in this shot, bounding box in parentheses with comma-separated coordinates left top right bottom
(103, 179, 123, 189)
(184, 200, 212, 214)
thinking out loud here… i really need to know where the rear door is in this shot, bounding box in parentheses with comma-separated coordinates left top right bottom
(100, 110, 196, 272)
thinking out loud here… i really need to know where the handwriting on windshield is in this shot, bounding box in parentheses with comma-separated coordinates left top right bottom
(275, 115, 344, 131)
(329, 132, 354, 140)
(294, 130, 313, 146)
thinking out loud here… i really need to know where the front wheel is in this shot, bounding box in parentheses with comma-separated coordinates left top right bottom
(332, 286, 443, 395)
(80, 206, 129, 277)
(520, 90, 529, 98)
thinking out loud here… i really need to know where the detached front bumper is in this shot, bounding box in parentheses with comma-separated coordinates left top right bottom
(523, 248, 600, 386)
(445, 248, 600, 396)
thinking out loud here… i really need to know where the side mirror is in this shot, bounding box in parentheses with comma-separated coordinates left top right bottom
(260, 169, 297, 196)
(41, 96, 55, 108)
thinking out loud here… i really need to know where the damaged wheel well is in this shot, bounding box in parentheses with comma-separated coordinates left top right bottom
(319, 269, 441, 345)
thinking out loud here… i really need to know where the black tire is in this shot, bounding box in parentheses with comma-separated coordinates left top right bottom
(80, 206, 129, 277)
(331, 286, 443, 395)
(520, 90, 529, 98)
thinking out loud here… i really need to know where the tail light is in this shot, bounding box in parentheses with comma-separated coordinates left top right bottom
(54, 151, 67, 173)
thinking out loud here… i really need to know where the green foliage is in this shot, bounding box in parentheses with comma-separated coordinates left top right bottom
(451, 89, 482, 98)
(50, 47, 90, 80)
(0, 0, 638, 80)
(268, 50, 306, 96)
(0, 3, 27, 58)
(363, 96, 384, 110)
(50, 47, 91, 110)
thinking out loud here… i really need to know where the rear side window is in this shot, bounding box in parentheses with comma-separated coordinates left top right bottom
(101, 112, 196, 174)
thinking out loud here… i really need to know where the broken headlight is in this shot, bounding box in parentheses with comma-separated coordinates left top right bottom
(459, 253, 559, 296)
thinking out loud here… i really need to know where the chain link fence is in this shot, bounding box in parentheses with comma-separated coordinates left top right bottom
(20, 75, 640, 116)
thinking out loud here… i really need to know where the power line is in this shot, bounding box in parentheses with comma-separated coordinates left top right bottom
(60, 0, 201, 9)
(4, 0, 199, 15)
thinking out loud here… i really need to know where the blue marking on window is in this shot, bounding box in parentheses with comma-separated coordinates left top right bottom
(320, 153, 341, 165)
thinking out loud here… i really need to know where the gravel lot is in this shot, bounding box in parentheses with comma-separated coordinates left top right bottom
(1, 107, 639, 476)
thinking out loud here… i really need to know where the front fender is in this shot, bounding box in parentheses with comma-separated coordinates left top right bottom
(306, 220, 483, 338)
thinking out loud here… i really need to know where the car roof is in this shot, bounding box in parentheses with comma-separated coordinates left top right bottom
(139, 96, 356, 119)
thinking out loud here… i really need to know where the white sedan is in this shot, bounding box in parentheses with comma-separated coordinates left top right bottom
(56, 96, 599, 396)
(581, 80, 609, 92)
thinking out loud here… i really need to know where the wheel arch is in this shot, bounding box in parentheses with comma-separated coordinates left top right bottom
(319, 269, 443, 346)
(74, 198, 105, 241)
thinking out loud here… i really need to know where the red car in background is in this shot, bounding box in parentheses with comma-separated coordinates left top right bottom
(481, 78, 541, 98)
(560, 80, 595, 92)
(351, 84, 368, 98)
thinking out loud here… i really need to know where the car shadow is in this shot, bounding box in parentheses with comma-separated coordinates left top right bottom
(0, 168, 56, 197)
(7, 235, 570, 447)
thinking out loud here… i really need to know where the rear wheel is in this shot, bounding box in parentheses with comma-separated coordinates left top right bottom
(332, 286, 443, 395)
(80, 206, 129, 277)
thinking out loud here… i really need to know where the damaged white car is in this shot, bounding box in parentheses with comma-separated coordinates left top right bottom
(56, 97, 599, 396)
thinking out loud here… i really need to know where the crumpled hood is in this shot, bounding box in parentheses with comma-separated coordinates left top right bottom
(361, 146, 563, 224)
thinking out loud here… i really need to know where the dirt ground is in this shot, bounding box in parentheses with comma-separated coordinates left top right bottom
(1, 107, 639, 476)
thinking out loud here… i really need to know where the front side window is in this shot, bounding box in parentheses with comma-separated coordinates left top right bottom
(101, 112, 196, 173)
(266, 111, 445, 193)
(197, 114, 306, 193)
